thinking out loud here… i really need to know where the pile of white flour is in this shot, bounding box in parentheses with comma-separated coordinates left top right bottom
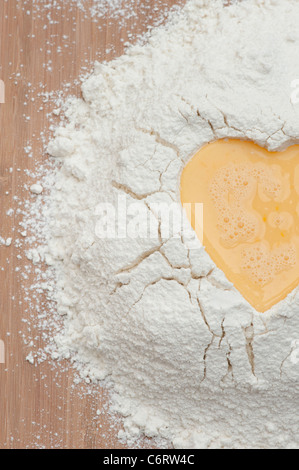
(29, 0, 299, 448)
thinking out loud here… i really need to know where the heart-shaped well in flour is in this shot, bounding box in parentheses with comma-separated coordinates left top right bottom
(181, 139, 299, 312)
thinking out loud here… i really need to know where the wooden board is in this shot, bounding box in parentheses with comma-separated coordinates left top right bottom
(0, 0, 184, 449)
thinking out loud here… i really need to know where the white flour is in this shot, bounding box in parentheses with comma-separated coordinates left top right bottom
(28, 0, 299, 448)
(17, 0, 183, 27)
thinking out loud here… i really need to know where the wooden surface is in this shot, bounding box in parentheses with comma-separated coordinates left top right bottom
(0, 0, 184, 449)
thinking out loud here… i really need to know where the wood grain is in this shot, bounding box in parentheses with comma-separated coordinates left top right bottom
(0, 0, 184, 449)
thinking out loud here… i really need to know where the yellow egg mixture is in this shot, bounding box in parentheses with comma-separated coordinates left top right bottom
(181, 139, 299, 312)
